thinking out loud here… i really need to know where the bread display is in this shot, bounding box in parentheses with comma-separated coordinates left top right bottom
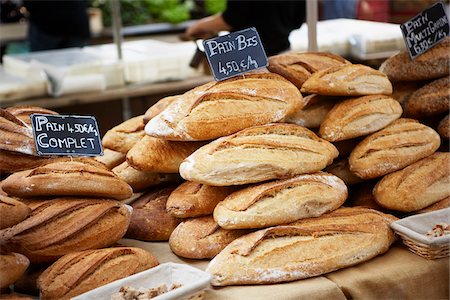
(214, 172, 347, 229)
(125, 186, 180, 241)
(438, 115, 449, 139)
(379, 37, 450, 81)
(0, 252, 30, 289)
(0, 198, 131, 263)
(403, 77, 450, 118)
(206, 207, 396, 286)
(324, 158, 364, 185)
(1, 158, 133, 200)
(102, 115, 146, 153)
(0, 195, 31, 229)
(126, 135, 205, 173)
(319, 95, 402, 141)
(373, 152, 450, 212)
(180, 123, 338, 186)
(166, 181, 237, 218)
(301, 64, 392, 96)
(143, 95, 178, 124)
(145, 72, 304, 141)
(267, 52, 350, 88)
(0, 109, 36, 155)
(349, 119, 440, 179)
(95, 148, 126, 169)
(169, 216, 249, 259)
(37, 247, 159, 299)
(284, 94, 337, 128)
(5, 106, 58, 126)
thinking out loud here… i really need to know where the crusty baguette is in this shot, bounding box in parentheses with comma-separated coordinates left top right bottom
(284, 94, 337, 128)
(301, 64, 392, 96)
(349, 118, 440, 179)
(126, 135, 205, 173)
(267, 52, 350, 88)
(319, 95, 402, 141)
(1, 158, 133, 200)
(37, 247, 159, 299)
(0, 109, 36, 155)
(417, 197, 450, 214)
(145, 72, 304, 141)
(0, 198, 131, 263)
(0, 195, 31, 229)
(379, 37, 449, 81)
(324, 158, 364, 185)
(169, 216, 250, 259)
(125, 186, 180, 241)
(95, 148, 126, 170)
(0, 252, 29, 289)
(206, 207, 396, 286)
(166, 181, 237, 218)
(102, 115, 146, 153)
(214, 172, 347, 229)
(373, 152, 450, 212)
(180, 123, 339, 186)
(438, 114, 449, 139)
(143, 95, 178, 124)
(0, 150, 49, 174)
(5, 106, 58, 126)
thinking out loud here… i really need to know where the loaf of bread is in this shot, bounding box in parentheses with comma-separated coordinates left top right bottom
(180, 123, 339, 186)
(102, 115, 146, 153)
(301, 64, 392, 96)
(319, 95, 402, 141)
(126, 135, 205, 173)
(0, 198, 131, 263)
(0, 293, 34, 300)
(112, 161, 179, 192)
(166, 181, 237, 218)
(95, 148, 126, 169)
(0, 195, 31, 229)
(373, 152, 450, 212)
(169, 216, 249, 259)
(438, 115, 449, 139)
(417, 197, 450, 214)
(379, 37, 449, 81)
(0, 252, 30, 289)
(145, 72, 304, 141)
(349, 119, 441, 179)
(1, 158, 133, 200)
(37, 247, 159, 299)
(0, 109, 36, 155)
(391, 81, 425, 106)
(284, 94, 337, 128)
(5, 106, 58, 126)
(404, 77, 450, 118)
(267, 52, 350, 88)
(125, 186, 181, 241)
(214, 172, 347, 229)
(324, 158, 364, 185)
(143, 95, 178, 124)
(206, 207, 396, 286)
(0, 150, 49, 174)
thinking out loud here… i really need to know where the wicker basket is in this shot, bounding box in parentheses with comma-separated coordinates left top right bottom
(396, 231, 449, 260)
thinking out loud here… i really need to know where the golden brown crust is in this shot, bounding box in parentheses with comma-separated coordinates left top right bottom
(437, 115, 449, 139)
(102, 115, 146, 153)
(0, 109, 36, 155)
(417, 197, 450, 214)
(284, 94, 337, 128)
(0, 252, 30, 289)
(324, 158, 364, 185)
(143, 95, 178, 124)
(0, 198, 131, 263)
(0, 195, 31, 229)
(94, 148, 126, 170)
(37, 247, 159, 299)
(145, 72, 304, 141)
(301, 64, 393, 96)
(349, 118, 441, 179)
(0, 150, 49, 174)
(5, 106, 58, 127)
(391, 81, 425, 106)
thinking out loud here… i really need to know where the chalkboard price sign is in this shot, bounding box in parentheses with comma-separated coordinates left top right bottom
(203, 27, 268, 81)
(400, 2, 449, 59)
(31, 114, 103, 156)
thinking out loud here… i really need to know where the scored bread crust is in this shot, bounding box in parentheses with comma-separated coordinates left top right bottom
(0, 150, 49, 174)
(349, 118, 441, 179)
(143, 95, 178, 124)
(0, 195, 31, 229)
(145, 72, 304, 141)
(301, 64, 393, 96)
(179, 123, 339, 186)
(5, 106, 58, 126)
(0, 109, 36, 155)
(213, 172, 347, 229)
(102, 115, 146, 153)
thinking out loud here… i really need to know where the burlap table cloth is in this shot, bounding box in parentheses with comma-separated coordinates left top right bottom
(120, 239, 449, 299)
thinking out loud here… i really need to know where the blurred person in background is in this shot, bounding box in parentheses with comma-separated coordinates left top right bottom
(24, 0, 90, 51)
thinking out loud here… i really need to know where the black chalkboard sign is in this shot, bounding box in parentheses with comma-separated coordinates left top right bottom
(31, 114, 103, 156)
(400, 2, 449, 59)
(203, 27, 268, 81)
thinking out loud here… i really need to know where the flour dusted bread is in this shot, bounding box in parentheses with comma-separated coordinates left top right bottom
(166, 181, 237, 218)
(349, 119, 440, 179)
(214, 172, 347, 229)
(0, 252, 30, 289)
(0, 109, 36, 155)
(0, 198, 131, 263)
(438, 115, 449, 139)
(267, 52, 350, 88)
(0, 195, 31, 229)
(37, 247, 159, 299)
(5, 106, 58, 126)
(102, 115, 146, 153)
(143, 95, 178, 124)
(1, 158, 133, 200)
(180, 123, 339, 186)
(95, 148, 126, 169)
(284, 94, 337, 128)
(379, 37, 450, 81)
(169, 216, 249, 259)
(126, 135, 205, 173)
(319, 95, 402, 141)
(206, 207, 396, 286)
(301, 64, 392, 96)
(145, 72, 304, 141)
(373, 152, 450, 212)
